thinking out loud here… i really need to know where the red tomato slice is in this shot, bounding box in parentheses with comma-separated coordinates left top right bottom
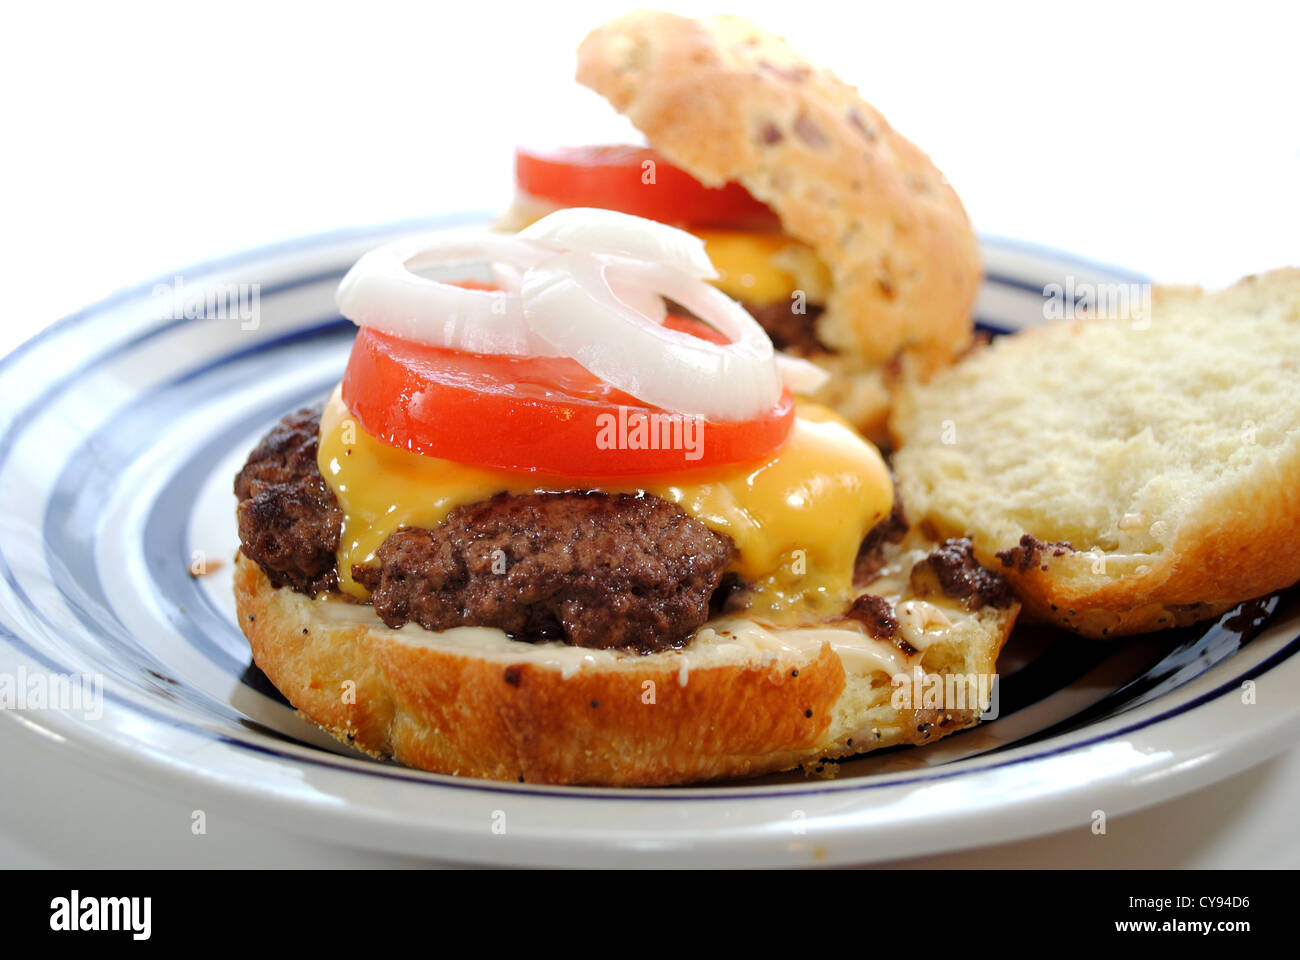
(515, 145, 780, 231)
(341, 327, 793, 478)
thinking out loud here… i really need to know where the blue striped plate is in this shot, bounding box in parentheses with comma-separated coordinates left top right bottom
(1, 215, 1296, 867)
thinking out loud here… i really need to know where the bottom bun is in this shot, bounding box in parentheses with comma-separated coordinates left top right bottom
(234, 543, 1018, 786)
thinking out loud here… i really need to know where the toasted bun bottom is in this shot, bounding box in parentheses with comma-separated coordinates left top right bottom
(234, 552, 1017, 785)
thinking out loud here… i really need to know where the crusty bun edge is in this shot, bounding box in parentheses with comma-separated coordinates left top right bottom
(980, 430, 1300, 638)
(234, 552, 1016, 786)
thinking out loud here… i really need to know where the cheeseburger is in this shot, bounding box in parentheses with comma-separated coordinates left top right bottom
(499, 10, 983, 443)
(233, 209, 1018, 785)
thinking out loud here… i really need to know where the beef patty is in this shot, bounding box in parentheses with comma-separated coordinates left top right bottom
(745, 300, 829, 356)
(234, 405, 342, 596)
(234, 408, 734, 652)
(352, 492, 735, 653)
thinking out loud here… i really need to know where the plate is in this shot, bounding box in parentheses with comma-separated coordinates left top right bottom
(1, 215, 1297, 867)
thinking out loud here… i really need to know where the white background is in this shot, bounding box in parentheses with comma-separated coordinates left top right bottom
(1, 0, 1297, 866)
(3, 0, 1297, 353)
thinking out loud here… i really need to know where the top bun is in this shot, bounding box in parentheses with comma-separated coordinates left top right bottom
(577, 10, 982, 440)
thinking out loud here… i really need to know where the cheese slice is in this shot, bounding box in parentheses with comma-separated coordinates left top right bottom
(317, 387, 892, 624)
(694, 229, 832, 306)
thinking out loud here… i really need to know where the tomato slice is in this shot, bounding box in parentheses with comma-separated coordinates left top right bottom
(341, 328, 794, 478)
(515, 145, 780, 231)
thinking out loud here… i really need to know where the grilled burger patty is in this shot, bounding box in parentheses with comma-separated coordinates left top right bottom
(352, 492, 735, 654)
(745, 301, 828, 356)
(234, 407, 734, 652)
(234, 406, 343, 597)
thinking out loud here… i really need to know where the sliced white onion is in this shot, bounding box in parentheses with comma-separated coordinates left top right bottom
(612, 284, 669, 327)
(776, 354, 831, 395)
(335, 232, 559, 355)
(521, 252, 781, 421)
(518, 207, 718, 281)
(335, 216, 799, 421)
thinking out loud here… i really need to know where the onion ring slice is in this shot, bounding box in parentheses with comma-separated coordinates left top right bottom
(518, 207, 718, 280)
(521, 252, 781, 421)
(335, 232, 558, 355)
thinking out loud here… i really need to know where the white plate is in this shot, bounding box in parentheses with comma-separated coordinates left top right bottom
(1, 216, 1296, 867)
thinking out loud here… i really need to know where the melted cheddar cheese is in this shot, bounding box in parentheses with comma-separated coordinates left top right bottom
(694, 230, 832, 306)
(317, 387, 892, 624)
